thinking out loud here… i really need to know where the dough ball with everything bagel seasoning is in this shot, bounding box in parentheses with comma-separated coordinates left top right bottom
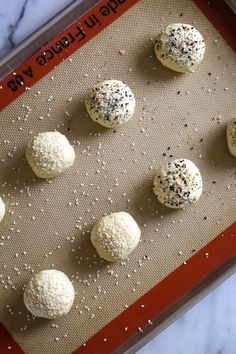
(91, 212, 141, 262)
(25, 131, 75, 179)
(154, 23, 205, 73)
(227, 118, 236, 158)
(23, 270, 75, 319)
(153, 159, 203, 209)
(85, 80, 135, 128)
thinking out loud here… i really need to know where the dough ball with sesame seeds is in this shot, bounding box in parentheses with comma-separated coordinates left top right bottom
(91, 212, 141, 262)
(154, 23, 205, 73)
(153, 159, 203, 209)
(25, 131, 75, 179)
(85, 80, 135, 128)
(227, 118, 236, 158)
(0, 197, 6, 222)
(23, 270, 75, 319)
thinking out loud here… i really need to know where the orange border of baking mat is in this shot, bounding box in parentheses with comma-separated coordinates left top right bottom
(0, 323, 24, 354)
(0, 0, 140, 111)
(0, 0, 235, 353)
(194, 0, 236, 52)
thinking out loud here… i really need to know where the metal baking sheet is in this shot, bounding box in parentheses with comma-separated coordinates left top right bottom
(0, 0, 235, 353)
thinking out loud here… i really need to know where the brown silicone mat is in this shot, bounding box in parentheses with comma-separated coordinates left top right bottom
(0, 0, 235, 353)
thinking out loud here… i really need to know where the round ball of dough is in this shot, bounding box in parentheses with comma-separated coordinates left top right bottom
(23, 270, 75, 319)
(154, 23, 205, 73)
(26, 131, 75, 179)
(227, 118, 236, 158)
(85, 80, 135, 128)
(91, 212, 141, 262)
(0, 197, 6, 222)
(153, 159, 203, 209)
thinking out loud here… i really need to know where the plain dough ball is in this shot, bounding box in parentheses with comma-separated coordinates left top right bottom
(23, 270, 75, 319)
(91, 212, 141, 262)
(154, 23, 205, 73)
(85, 80, 135, 128)
(26, 131, 75, 178)
(0, 197, 6, 222)
(153, 159, 203, 209)
(227, 118, 236, 157)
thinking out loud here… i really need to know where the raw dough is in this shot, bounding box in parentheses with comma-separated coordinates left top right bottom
(227, 118, 236, 157)
(0, 197, 5, 222)
(154, 23, 205, 73)
(85, 80, 135, 128)
(153, 158, 203, 209)
(91, 212, 141, 262)
(26, 131, 75, 178)
(23, 270, 75, 319)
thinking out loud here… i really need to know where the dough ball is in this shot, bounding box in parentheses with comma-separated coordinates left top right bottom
(153, 159, 203, 209)
(154, 23, 205, 73)
(0, 197, 6, 222)
(23, 270, 75, 319)
(26, 131, 75, 178)
(91, 212, 141, 262)
(227, 118, 236, 158)
(85, 80, 135, 128)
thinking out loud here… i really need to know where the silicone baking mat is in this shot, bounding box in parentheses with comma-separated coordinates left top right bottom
(0, 0, 235, 353)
